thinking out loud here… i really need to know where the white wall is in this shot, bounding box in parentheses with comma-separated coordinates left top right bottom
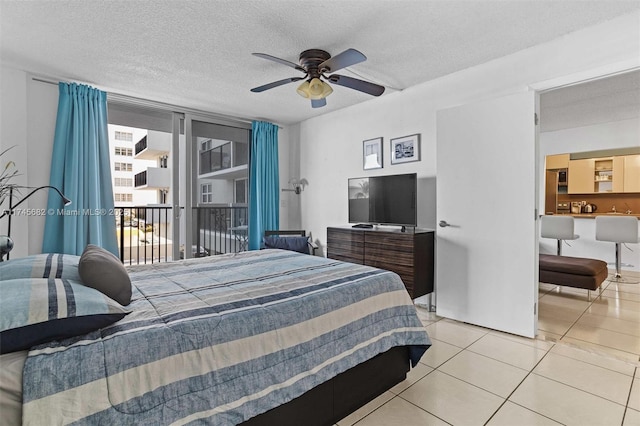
(540, 118, 640, 156)
(296, 11, 640, 256)
(0, 68, 58, 258)
(0, 67, 29, 258)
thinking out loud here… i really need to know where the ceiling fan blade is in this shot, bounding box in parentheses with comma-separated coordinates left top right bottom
(252, 53, 305, 72)
(319, 48, 366, 73)
(251, 77, 306, 93)
(311, 98, 326, 108)
(327, 74, 385, 96)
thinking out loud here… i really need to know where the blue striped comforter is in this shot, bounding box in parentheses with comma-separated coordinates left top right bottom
(22, 249, 431, 425)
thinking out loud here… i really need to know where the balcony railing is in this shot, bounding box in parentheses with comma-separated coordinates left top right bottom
(193, 206, 248, 255)
(200, 143, 231, 175)
(134, 170, 147, 187)
(115, 206, 172, 265)
(114, 205, 249, 265)
(135, 136, 148, 156)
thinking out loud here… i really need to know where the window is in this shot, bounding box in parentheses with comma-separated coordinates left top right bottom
(114, 193, 133, 202)
(114, 147, 133, 156)
(235, 179, 247, 203)
(201, 139, 213, 152)
(159, 190, 168, 204)
(114, 178, 133, 187)
(115, 131, 133, 142)
(201, 183, 212, 204)
(114, 162, 133, 172)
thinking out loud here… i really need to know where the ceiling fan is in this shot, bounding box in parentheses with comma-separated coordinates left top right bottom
(250, 48, 385, 108)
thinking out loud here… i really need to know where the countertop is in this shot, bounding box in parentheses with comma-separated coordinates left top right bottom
(551, 213, 640, 219)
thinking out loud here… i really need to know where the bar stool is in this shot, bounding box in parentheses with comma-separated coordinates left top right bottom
(541, 215, 579, 256)
(595, 216, 639, 283)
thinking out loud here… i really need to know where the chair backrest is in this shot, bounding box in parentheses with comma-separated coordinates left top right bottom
(595, 216, 639, 243)
(264, 230, 306, 237)
(262, 230, 311, 254)
(541, 216, 577, 240)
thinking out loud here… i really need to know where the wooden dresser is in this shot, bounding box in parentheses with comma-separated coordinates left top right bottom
(327, 227, 434, 299)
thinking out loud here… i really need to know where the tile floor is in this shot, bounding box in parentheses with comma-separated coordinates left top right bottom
(336, 272, 640, 426)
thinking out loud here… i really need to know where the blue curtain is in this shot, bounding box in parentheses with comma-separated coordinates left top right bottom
(42, 83, 118, 256)
(248, 121, 279, 250)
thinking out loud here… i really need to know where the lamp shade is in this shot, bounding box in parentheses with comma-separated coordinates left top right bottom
(296, 80, 310, 98)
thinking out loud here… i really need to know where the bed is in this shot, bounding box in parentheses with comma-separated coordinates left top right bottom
(0, 248, 431, 425)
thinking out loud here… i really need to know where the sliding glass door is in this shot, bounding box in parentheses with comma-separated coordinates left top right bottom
(107, 101, 185, 264)
(184, 115, 251, 257)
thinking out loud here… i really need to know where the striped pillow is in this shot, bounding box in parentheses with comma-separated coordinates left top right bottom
(0, 253, 81, 281)
(0, 278, 129, 354)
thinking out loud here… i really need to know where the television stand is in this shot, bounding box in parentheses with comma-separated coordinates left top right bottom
(327, 227, 434, 299)
(352, 223, 374, 229)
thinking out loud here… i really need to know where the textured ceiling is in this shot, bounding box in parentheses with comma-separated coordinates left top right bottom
(540, 70, 640, 132)
(1, 0, 639, 125)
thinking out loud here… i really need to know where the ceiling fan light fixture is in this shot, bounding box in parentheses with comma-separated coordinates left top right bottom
(320, 80, 333, 99)
(308, 78, 323, 97)
(296, 80, 310, 98)
(252, 48, 383, 106)
(297, 78, 333, 100)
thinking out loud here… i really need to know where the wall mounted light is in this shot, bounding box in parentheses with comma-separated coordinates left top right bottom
(281, 178, 308, 195)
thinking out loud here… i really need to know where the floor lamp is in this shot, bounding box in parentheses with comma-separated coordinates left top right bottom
(0, 186, 71, 261)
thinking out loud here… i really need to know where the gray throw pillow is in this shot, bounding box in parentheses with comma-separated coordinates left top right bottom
(78, 244, 132, 306)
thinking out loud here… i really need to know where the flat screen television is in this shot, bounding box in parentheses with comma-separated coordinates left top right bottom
(348, 173, 417, 227)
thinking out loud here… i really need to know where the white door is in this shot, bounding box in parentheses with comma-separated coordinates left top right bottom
(436, 91, 538, 337)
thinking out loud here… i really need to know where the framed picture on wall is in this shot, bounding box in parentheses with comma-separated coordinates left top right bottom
(390, 134, 420, 165)
(363, 137, 383, 170)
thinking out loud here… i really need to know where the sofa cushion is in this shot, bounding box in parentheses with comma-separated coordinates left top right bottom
(539, 254, 607, 276)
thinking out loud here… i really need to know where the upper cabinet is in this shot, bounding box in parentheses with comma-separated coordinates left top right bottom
(546, 153, 569, 170)
(553, 148, 640, 195)
(568, 158, 595, 193)
(567, 155, 636, 194)
(612, 157, 624, 193)
(624, 154, 640, 192)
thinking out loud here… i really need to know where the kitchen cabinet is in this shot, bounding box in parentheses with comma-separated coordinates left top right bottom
(594, 158, 614, 193)
(546, 153, 570, 170)
(568, 159, 595, 194)
(612, 157, 625, 193)
(568, 157, 627, 194)
(624, 154, 640, 192)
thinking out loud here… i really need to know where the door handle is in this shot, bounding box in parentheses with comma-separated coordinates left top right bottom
(439, 220, 451, 228)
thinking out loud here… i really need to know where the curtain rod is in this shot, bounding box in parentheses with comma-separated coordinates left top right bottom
(30, 76, 283, 129)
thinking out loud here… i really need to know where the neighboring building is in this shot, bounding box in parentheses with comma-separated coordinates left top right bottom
(108, 124, 157, 207)
(197, 137, 248, 206)
(133, 129, 172, 205)
(109, 125, 173, 263)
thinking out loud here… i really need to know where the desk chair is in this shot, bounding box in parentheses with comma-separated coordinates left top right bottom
(541, 216, 579, 256)
(263, 230, 318, 255)
(595, 216, 639, 283)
